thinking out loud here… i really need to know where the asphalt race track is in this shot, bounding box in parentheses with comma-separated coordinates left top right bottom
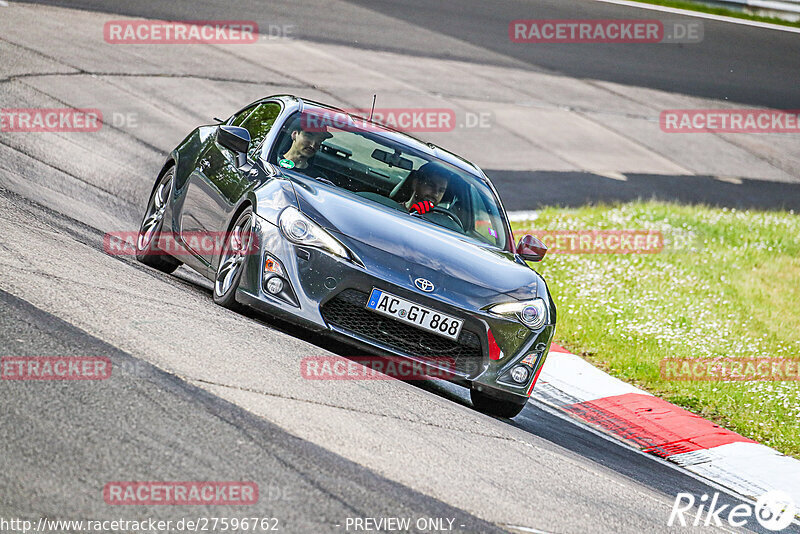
(1, 1, 798, 533)
(27, 0, 800, 108)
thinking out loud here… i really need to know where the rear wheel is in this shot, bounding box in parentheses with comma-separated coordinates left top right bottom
(213, 208, 254, 309)
(470, 389, 527, 419)
(136, 166, 181, 274)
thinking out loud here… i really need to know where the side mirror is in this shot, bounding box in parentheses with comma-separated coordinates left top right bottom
(517, 234, 547, 262)
(217, 125, 251, 167)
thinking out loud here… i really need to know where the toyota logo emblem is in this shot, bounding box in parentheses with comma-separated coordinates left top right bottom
(414, 278, 435, 292)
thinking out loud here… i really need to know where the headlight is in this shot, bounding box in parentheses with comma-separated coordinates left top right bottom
(279, 207, 350, 259)
(489, 298, 548, 330)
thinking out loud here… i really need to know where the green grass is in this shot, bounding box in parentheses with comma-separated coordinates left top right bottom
(625, 0, 800, 28)
(512, 202, 800, 458)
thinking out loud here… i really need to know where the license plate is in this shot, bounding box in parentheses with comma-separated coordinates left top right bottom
(365, 288, 464, 341)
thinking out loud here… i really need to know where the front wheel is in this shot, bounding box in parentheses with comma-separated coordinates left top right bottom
(136, 166, 181, 274)
(470, 389, 527, 419)
(213, 208, 254, 309)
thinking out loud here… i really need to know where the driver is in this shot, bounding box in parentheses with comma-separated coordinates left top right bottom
(405, 162, 450, 214)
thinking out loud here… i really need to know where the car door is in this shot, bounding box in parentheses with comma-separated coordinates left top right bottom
(180, 101, 282, 267)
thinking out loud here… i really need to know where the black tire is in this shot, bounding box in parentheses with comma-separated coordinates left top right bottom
(212, 208, 254, 310)
(136, 166, 181, 274)
(470, 389, 527, 419)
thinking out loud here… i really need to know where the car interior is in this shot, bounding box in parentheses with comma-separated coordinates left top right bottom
(267, 112, 508, 250)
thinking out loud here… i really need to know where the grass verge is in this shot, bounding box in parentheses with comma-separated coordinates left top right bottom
(622, 0, 800, 28)
(511, 201, 800, 458)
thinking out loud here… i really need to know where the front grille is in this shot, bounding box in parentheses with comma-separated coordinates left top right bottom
(320, 289, 483, 377)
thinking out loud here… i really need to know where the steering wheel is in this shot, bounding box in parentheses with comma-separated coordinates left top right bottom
(429, 206, 464, 231)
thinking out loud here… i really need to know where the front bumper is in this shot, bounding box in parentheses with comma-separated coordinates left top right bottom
(237, 215, 555, 400)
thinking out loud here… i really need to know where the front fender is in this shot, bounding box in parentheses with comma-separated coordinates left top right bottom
(207, 168, 297, 276)
(247, 175, 298, 226)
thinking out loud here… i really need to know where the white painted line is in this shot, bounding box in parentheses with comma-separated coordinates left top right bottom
(715, 175, 744, 184)
(0, 1, 9, 6)
(500, 524, 554, 534)
(591, 0, 800, 33)
(596, 170, 628, 181)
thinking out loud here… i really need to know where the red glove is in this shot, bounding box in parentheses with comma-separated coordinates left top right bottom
(410, 201, 434, 214)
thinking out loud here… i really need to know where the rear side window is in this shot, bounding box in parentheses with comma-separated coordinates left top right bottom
(238, 102, 282, 158)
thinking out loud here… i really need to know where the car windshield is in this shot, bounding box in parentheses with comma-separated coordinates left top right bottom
(266, 110, 510, 251)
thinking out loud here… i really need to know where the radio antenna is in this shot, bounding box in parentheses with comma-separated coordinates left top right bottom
(368, 94, 377, 121)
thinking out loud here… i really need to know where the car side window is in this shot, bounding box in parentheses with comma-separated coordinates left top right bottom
(470, 186, 503, 247)
(230, 105, 257, 127)
(238, 102, 282, 159)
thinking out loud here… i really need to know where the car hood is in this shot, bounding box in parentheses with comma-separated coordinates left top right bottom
(288, 175, 542, 302)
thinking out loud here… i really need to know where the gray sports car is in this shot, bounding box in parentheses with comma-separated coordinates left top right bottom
(136, 95, 556, 418)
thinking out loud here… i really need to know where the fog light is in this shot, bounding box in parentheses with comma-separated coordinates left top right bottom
(266, 277, 284, 294)
(510, 365, 530, 384)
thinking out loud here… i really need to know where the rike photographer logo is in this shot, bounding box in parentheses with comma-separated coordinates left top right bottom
(668, 491, 796, 531)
